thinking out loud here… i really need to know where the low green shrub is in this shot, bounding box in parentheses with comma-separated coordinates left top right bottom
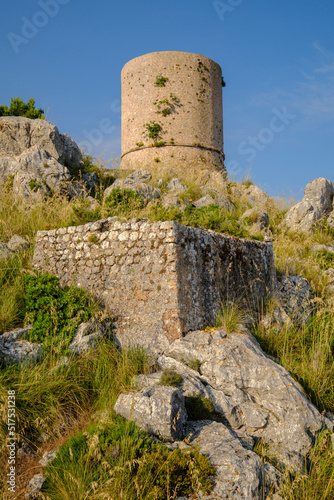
(159, 369, 183, 387)
(23, 272, 98, 356)
(104, 187, 145, 216)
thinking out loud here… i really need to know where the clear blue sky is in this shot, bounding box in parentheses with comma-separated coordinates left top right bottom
(1, 0, 334, 199)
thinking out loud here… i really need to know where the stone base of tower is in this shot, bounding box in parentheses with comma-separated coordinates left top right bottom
(120, 145, 226, 178)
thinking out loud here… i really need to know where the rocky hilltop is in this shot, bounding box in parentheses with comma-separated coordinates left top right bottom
(0, 117, 334, 500)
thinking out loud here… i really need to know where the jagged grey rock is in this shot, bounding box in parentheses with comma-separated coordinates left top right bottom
(167, 177, 187, 192)
(24, 473, 45, 499)
(160, 329, 327, 469)
(193, 194, 215, 208)
(126, 170, 152, 183)
(0, 117, 83, 198)
(327, 210, 334, 229)
(260, 304, 292, 330)
(230, 184, 270, 207)
(0, 242, 12, 260)
(69, 319, 113, 355)
(0, 326, 42, 366)
(0, 326, 32, 342)
(104, 170, 160, 202)
(283, 177, 334, 232)
(215, 194, 236, 212)
(0, 116, 82, 166)
(276, 275, 315, 326)
(184, 420, 263, 499)
(0, 338, 42, 366)
(82, 171, 98, 189)
(114, 385, 187, 441)
(7, 235, 30, 252)
(39, 449, 58, 467)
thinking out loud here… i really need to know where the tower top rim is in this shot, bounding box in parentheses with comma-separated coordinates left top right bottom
(122, 51, 222, 72)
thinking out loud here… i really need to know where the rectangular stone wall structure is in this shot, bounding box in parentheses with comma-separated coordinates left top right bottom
(32, 218, 276, 355)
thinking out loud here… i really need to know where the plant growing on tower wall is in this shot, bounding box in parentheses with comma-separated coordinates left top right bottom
(143, 121, 162, 140)
(154, 74, 168, 87)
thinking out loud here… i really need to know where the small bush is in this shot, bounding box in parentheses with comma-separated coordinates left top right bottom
(104, 187, 145, 216)
(154, 74, 169, 87)
(0, 97, 44, 119)
(23, 272, 98, 356)
(182, 358, 202, 374)
(28, 178, 42, 192)
(143, 121, 162, 139)
(68, 199, 101, 226)
(159, 369, 183, 387)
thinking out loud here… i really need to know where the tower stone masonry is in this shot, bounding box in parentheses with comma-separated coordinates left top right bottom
(120, 51, 226, 176)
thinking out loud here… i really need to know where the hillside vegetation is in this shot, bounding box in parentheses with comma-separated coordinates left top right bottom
(0, 157, 333, 499)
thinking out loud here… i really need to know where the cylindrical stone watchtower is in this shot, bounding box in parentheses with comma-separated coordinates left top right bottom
(120, 51, 226, 175)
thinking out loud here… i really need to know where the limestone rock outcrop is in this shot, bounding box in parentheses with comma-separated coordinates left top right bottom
(114, 385, 187, 441)
(123, 328, 330, 472)
(283, 177, 334, 233)
(0, 116, 83, 197)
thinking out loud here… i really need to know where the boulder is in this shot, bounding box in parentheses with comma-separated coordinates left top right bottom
(114, 385, 187, 441)
(7, 235, 30, 252)
(25, 473, 45, 499)
(0, 116, 82, 166)
(69, 319, 113, 356)
(241, 207, 270, 232)
(230, 184, 270, 207)
(215, 194, 236, 212)
(159, 328, 327, 469)
(183, 420, 279, 499)
(0, 116, 83, 198)
(167, 177, 187, 192)
(327, 210, 334, 229)
(0, 325, 41, 366)
(39, 449, 58, 467)
(82, 171, 98, 189)
(193, 194, 215, 209)
(283, 178, 334, 232)
(276, 275, 315, 326)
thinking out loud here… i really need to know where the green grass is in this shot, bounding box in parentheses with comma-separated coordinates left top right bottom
(215, 301, 248, 333)
(254, 305, 334, 413)
(42, 416, 215, 500)
(159, 369, 183, 387)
